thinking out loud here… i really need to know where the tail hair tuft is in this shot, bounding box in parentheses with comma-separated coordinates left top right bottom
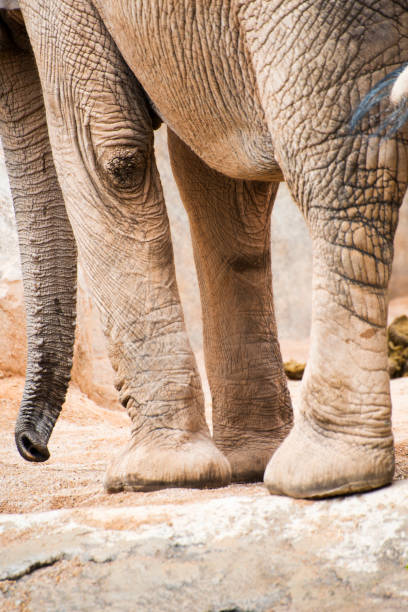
(350, 64, 408, 137)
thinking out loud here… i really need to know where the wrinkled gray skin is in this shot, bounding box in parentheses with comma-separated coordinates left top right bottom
(0, 1, 407, 499)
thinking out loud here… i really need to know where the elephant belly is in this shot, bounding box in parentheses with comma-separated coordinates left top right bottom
(95, 0, 282, 181)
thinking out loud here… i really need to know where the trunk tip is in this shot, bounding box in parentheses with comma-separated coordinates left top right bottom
(15, 430, 50, 462)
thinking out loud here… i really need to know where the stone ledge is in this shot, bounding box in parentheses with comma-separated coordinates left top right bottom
(1, 483, 408, 610)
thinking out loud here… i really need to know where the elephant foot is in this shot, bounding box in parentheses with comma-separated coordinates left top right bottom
(264, 415, 394, 499)
(213, 421, 292, 483)
(104, 431, 231, 493)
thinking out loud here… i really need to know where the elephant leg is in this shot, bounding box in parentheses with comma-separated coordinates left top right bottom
(264, 141, 407, 498)
(20, 0, 230, 491)
(168, 130, 293, 482)
(237, 0, 408, 497)
(0, 10, 77, 462)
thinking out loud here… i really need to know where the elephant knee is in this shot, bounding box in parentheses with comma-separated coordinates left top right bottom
(227, 252, 269, 274)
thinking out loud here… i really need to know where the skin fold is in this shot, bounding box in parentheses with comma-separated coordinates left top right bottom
(1, 0, 407, 498)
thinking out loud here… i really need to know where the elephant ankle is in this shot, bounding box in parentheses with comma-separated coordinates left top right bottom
(213, 421, 293, 482)
(104, 430, 231, 493)
(264, 413, 394, 499)
(299, 390, 393, 443)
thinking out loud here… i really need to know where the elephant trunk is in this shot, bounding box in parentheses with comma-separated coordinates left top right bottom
(10, 143, 78, 464)
(15, 400, 60, 463)
(14, 294, 77, 462)
(0, 10, 77, 462)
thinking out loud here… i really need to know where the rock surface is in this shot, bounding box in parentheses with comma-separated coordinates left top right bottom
(1, 482, 408, 611)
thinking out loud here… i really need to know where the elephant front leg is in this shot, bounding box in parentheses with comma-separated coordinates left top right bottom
(20, 0, 230, 492)
(265, 147, 405, 498)
(168, 131, 293, 482)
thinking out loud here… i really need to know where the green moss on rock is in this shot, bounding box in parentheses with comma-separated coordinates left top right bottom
(284, 359, 305, 380)
(388, 315, 408, 379)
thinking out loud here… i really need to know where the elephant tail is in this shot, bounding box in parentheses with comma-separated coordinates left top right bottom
(391, 64, 408, 105)
(350, 63, 408, 136)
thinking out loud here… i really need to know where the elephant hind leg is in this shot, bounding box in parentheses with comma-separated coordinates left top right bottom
(263, 140, 405, 499)
(168, 129, 293, 482)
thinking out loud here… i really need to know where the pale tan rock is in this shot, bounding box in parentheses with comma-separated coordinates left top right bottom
(0, 278, 26, 378)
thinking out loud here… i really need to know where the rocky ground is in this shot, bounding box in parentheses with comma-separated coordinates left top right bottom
(1, 373, 408, 611)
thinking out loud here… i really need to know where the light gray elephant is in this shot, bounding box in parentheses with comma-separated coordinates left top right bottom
(0, 1, 407, 499)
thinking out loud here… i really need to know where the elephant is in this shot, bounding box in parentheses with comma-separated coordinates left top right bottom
(0, 1, 407, 499)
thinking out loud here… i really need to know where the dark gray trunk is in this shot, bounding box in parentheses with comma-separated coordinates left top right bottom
(0, 11, 77, 461)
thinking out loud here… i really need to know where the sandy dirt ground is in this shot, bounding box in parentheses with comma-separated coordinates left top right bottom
(1, 374, 407, 515)
(0, 376, 268, 514)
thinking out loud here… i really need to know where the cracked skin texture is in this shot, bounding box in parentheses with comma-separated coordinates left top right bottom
(2, 0, 408, 497)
